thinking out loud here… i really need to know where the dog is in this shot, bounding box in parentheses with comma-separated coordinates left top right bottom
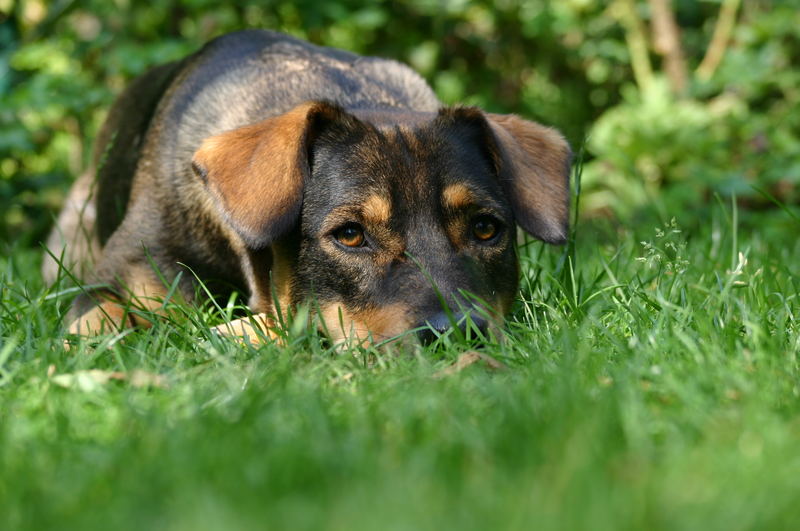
(43, 30, 570, 346)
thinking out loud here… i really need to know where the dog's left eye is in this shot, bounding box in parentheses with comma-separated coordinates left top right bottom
(334, 223, 366, 248)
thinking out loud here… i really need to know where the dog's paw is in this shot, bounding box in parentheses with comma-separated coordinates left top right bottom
(210, 313, 280, 344)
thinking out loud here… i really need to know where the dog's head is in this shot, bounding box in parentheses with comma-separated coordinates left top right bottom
(192, 102, 570, 345)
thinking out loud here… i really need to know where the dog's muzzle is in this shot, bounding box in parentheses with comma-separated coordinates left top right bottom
(416, 311, 489, 345)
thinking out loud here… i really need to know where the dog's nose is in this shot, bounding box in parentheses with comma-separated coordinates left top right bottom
(416, 311, 489, 345)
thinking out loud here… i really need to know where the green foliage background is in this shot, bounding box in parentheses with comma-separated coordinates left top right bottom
(1, 0, 799, 242)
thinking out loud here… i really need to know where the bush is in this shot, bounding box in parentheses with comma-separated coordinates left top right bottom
(0, 0, 797, 245)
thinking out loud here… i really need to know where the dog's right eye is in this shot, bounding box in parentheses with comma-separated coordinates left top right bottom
(471, 215, 501, 242)
(333, 223, 366, 248)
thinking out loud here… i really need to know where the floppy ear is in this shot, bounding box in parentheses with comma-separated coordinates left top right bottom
(191, 101, 343, 249)
(486, 113, 572, 244)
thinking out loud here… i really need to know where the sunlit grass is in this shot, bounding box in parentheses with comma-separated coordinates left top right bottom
(1, 200, 799, 530)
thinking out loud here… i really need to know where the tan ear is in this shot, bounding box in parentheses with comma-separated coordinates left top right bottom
(192, 101, 343, 249)
(487, 113, 572, 244)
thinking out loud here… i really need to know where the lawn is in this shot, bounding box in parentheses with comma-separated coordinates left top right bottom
(1, 198, 799, 530)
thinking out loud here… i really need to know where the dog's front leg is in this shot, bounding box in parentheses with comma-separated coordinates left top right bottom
(66, 263, 172, 337)
(67, 296, 138, 336)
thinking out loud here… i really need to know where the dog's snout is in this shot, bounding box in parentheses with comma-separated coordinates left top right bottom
(416, 311, 489, 345)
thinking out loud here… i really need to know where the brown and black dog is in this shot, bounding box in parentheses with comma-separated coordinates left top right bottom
(43, 30, 570, 346)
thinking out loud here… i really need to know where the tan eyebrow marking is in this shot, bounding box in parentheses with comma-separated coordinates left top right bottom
(442, 183, 475, 210)
(361, 194, 392, 225)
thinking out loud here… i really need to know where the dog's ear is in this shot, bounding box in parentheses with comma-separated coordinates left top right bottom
(486, 113, 572, 244)
(192, 101, 344, 249)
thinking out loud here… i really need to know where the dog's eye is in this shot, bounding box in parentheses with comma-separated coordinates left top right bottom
(472, 215, 500, 242)
(334, 223, 366, 248)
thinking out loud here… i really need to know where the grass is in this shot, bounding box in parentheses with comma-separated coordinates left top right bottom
(1, 199, 800, 531)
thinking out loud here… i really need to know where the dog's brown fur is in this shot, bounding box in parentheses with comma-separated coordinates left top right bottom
(45, 30, 571, 346)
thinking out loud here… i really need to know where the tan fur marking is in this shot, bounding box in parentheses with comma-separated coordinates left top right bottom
(319, 304, 356, 346)
(241, 247, 272, 313)
(442, 183, 475, 210)
(396, 125, 423, 152)
(361, 194, 392, 225)
(270, 246, 296, 316)
(353, 304, 411, 340)
(123, 265, 170, 315)
(211, 313, 280, 343)
(319, 303, 412, 346)
(67, 265, 171, 338)
(67, 300, 131, 336)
